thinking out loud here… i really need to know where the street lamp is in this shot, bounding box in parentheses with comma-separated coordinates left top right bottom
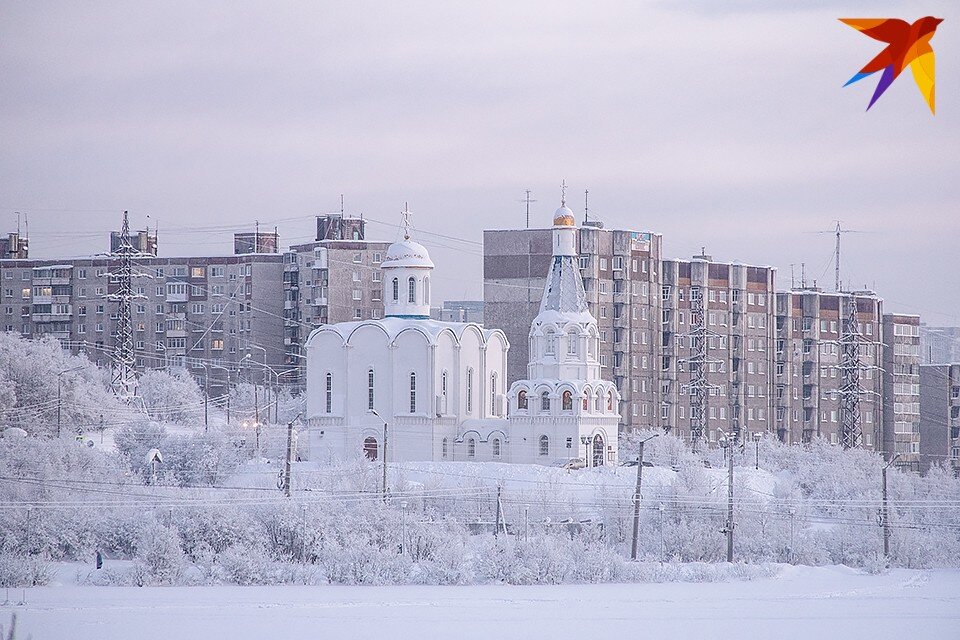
(56, 366, 84, 438)
(209, 363, 232, 424)
(369, 408, 388, 501)
(400, 500, 408, 555)
(753, 431, 763, 470)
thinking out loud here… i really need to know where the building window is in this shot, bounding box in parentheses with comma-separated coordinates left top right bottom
(409, 372, 417, 413)
(466, 368, 473, 413)
(367, 369, 375, 410)
(540, 391, 550, 411)
(408, 277, 416, 304)
(607, 391, 614, 411)
(364, 437, 378, 461)
(325, 373, 333, 413)
(539, 435, 549, 457)
(545, 329, 556, 355)
(492, 438, 501, 458)
(441, 371, 448, 412)
(392, 278, 399, 301)
(518, 390, 528, 410)
(562, 390, 573, 411)
(490, 372, 497, 415)
(424, 277, 430, 305)
(467, 438, 476, 458)
(441, 437, 448, 459)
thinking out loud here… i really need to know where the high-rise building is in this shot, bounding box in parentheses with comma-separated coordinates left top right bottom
(660, 254, 776, 445)
(282, 214, 391, 380)
(234, 230, 279, 255)
(109, 226, 158, 256)
(919, 363, 960, 474)
(0, 231, 28, 260)
(920, 326, 960, 365)
(882, 313, 922, 470)
(773, 289, 883, 449)
(484, 222, 664, 431)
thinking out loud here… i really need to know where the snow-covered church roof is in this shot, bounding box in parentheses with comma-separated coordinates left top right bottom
(305, 316, 507, 349)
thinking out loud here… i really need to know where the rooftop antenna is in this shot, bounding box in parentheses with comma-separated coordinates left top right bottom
(790, 264, 795, 289)
(401, 202, 412, 240)
(518, 189, 536, 228)
(340, 194, 344, 215)
(814, 221, 864, 293)
(560, 179, 567, 207)
(801, 262, 806, 288)
(584, 189, 589, 224)
(255, 220, 259, 253)
(15, 211, 20, 235)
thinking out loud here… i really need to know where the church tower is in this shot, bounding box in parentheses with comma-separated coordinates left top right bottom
(381, 207, 434, 319)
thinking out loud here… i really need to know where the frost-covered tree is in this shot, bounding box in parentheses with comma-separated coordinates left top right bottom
(137, 368, 205, 425)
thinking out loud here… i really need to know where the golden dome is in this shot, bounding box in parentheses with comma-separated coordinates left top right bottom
(553, 205, 576, 227)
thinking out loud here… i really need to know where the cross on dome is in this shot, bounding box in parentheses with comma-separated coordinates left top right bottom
(401, 203, 413, 240)
(560, 180, 567, 207)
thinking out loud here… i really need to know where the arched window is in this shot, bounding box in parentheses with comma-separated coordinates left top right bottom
(582, 394, 589, 411)
(325, 373, 333, 413)
(409, 372, 417, 413)
(588, 334, 598, 359)
(539, 435, 549, 457)
(540, 391, 550, 412)
(562, 390, 573, 411)
(467, 437, 476, 458)
(364, 437, 378, 461)
(466, 368, 474, 413)
(490, 372, 498, 415)
(518, 390, 528, 410)
(492, 438, 502, 458)
(441, 371, 448, 413)
(408, 276, 416, 304)
(594, 394, 601, 412)
(423, 276, 430, 305)
(607, 390, 614, 412)
(367, 368, 375, 410)
(392, 278, 399, 301)
(441, 437, 448, 459)
(545, 329, 556, 355)
(567, 333, 579, 355)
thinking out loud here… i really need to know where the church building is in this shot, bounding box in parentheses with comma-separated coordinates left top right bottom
(303, 202, 620, 466)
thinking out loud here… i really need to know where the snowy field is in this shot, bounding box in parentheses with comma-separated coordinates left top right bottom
(4, 565, 959, 640)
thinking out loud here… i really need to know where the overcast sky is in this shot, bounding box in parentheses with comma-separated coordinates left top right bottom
(1, 1, 956, 323)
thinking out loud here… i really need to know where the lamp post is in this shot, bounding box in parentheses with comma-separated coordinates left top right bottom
(631, 432, 660, 560)
(369, 409, 388, 501)
(753, 431, 762, 470)
(658, 501, 665, 563)
(200, 363, 210, 432)
(56, 366, 84, 438)
(580, 435, 591, 468)
(209, 363, 231, 425)
(400, 500, 408, 555)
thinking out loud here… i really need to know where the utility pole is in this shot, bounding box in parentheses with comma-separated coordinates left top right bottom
(201, 364, 210, 432)
(658, 502, 665, 563)
(721, 434, 735, 562)
(631, 433, 659, 560)
(494, 484, 504, 537)
(282, 413, 301, 498)
(369, 409, 389, 501)
(882, 454, 900, 560)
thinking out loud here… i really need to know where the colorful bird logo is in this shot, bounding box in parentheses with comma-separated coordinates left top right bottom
(840, 17, 942, 113)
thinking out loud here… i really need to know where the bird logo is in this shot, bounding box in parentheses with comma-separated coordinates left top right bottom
(840, 17, 942, 113)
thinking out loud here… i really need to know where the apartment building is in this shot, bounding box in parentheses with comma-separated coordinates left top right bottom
(0, 231, 28, 260)
(435, 300, 484, 323)
(773, 289, 883, 449)
(921, 326, 960, 365)
(282, 214, 391, 378)
(0, 250, 285, 397)
(659, 254, 776, 444)
(919, 364, 960, 474)
(883, 313, 922, 470)
(484, 221, 664, 431)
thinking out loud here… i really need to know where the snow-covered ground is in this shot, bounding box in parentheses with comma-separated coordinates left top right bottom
(5, 565, 958, 640)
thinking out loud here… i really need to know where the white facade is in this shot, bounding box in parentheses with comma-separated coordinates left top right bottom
(304, 205, 620, 467)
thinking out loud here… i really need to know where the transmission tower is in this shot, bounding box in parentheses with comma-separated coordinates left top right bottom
(681, 285, 725, 449)
(105, 211, 147, 398)
(836, 294, 882, 449)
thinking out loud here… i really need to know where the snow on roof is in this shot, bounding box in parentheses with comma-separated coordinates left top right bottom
(305, 316, 507, 349)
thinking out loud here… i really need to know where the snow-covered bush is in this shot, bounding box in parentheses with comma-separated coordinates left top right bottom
(137, 368, 205, 425)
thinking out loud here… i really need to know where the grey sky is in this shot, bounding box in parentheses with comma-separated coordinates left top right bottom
(1, 1, 956, 323)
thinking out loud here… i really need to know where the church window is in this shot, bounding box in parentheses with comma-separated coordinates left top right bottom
(409, 372, 417, 413)
(367, 369, 375, 410)
(408, 277, 416, 304)
(441, 371, 448, 412)
(539, 435, 549, 457)
(540, 391, 550, 412)
(490, 372, 497, 415)
(467, 438, 476, 458)
(392, 278, 399, 301)
(595, 395, 601, 412)
(517, 390, 528, 410)
(441, 437, 448, 459)
(562, 390, 573, 411)
(545, 330, 557, 355)
(583, 394, 588, 410)
(492, 438, 502, 458)
(567, 333, 578, 356)
(607, 390, 614, 412)
(364, 437, 378, 461)
(424, 276, 430, 305)
(466, 368, 473, 413)
(325, 373, 333, 413)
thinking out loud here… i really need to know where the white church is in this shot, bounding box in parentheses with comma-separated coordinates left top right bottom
(303, 203, 620, 466)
